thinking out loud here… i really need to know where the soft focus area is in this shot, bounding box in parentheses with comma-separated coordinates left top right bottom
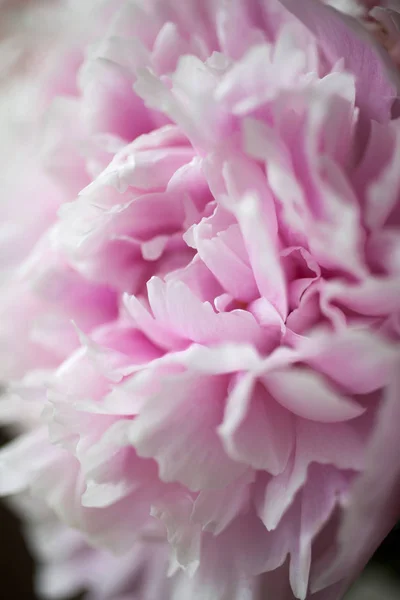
(0, 441, 399, 600)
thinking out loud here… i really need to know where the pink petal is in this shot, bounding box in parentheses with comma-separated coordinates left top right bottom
(147, 276, 268, 349)
(297, 328, 400, 394)
(258, 418, 365, 531)
(128, 372, 248, 490)
(263, 367, 365, 423)
(151, 494, 201, 573)
(279, 0, 400, 122)
(191, 471, 254, 536)
(219, 376, 294, 475)
(234, 193, 287, 319)
(311, 369, 400, 593)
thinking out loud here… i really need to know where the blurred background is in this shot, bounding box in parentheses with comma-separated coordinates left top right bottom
(1, 429, 399, 600)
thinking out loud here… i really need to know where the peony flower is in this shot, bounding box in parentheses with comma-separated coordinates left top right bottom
(0, 1, 400, 599)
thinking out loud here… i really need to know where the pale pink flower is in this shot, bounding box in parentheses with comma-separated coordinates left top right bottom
(0, 1, 400, 600)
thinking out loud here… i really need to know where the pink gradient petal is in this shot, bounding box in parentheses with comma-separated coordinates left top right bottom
(218, 376, 294, 475)
(128, 372, 248, 490)
(258, 418, 365, 531)
(263, 367, 365, 423)
(279, 0, 400, 122)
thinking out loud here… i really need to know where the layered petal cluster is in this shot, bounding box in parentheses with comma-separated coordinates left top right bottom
(0, 1, 400, 600)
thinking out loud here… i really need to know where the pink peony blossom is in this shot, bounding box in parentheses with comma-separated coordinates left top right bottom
(0, 1, 400, 599)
